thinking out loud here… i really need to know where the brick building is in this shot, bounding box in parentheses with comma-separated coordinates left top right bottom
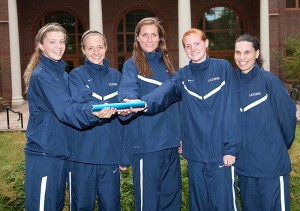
(0, 0, 300, 106)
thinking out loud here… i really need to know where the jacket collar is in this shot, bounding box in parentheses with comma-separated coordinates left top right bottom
(189, 56, 210, 72)
(40, 54, 66, 77)
(85, 58, 109, 73)
(236, 63, 260, 80)
(144, 50, 162, 61)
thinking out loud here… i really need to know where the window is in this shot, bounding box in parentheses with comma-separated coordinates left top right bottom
(117, 9, 155, 71)
(286, 0, 300, 8)
(36, 11, 85, 72)
(197, 7, 244, 66)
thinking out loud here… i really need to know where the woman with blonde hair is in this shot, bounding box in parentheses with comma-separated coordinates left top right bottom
(68, 30, 122, 210)
(24, 23, 111, 210)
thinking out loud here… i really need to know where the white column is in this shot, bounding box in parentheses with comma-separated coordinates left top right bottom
(89, 0, 103, 32)
(260, 0, 270, 71)
(178, 0, 191, 68)
(8, 0, 24, 106)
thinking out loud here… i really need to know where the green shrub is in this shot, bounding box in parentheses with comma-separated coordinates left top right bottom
(120, 167, 134, 211)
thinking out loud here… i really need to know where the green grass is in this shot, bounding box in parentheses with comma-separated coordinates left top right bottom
(0, 127, 300, 210)
(290, 125, 300, 210)
(0, 132, 25, 210)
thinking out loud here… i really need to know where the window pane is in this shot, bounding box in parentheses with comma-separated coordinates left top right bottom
(197, 7, 244, 51)
(118, 34, 124, 53)
(65, 35, 76, 54)
(117, 9, 156, 57)
(205, 7, 235, 30)
(207, 31, 235, 50)
(126, 34, 135, 51)
(198, 17, 204, 29)
(37, 11, 84, 69)
(61, 18, 75, 33)
(223, 55, 234, 65)
(126, 22, 136, 33)
(78, 23, 84, 34)
(118, 57, 125, 72)
(286, 0, 296, 8)
(65, 60, 74, 73)
(79, 57, 84, 66)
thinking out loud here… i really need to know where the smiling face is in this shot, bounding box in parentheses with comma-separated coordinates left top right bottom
(38, 31, 66, 61)
(183, 33, 209, 63)
(82, 34, 107, 65)
(234, 41, 259, 74)
(136, 24, 160, 53)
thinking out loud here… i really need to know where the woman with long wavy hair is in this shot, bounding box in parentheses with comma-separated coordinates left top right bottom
(118, 17, 182, 211)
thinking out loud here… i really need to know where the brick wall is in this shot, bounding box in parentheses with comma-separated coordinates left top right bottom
(0, 0, 11, 101)
(269, 0, 300, 79)
(16, 0, 263, 72)
(1, 0, 300, 100)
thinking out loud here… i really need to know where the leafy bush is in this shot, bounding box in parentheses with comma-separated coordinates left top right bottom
(275, 34, 300, 90)
(120, 167, 134, 210)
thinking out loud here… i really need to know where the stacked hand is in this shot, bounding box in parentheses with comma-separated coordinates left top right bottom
(117, 99, 147, 116)
(93, 107, 117, 119)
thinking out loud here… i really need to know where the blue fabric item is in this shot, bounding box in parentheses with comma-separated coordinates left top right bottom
(25, 55, 99, 159)
(118, 51, 181, 166)
(25, 154, 68, 211)
(187, 160, 238, 211)
(132, 148, 182, 211)
(238, 174, 290, 210)
(68, 162, 120, 210)
(68, 58, 122, 164)
(235, 65, 296, 177)
(142, 56, 242, 163)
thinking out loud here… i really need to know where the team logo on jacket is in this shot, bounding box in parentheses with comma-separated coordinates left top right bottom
(249, 92, 261, 97)
(108, 83, 118, 86)
(208, 77, 220, 82)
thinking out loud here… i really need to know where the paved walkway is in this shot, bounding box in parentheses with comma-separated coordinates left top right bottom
(1, 100, 300, 131)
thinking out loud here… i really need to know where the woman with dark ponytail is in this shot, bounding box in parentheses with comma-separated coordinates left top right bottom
(234, 34, 296, 211)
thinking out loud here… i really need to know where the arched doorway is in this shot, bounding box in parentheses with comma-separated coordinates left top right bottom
(197, 7, 244, 66)
(36, 11, 85, 72)
(117, 9, 155, 71)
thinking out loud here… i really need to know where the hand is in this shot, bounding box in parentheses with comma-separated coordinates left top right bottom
(223, 155, 236, 167)
(178, 141, 182, 154)
(117, 99, 146, 115)
(93, 108, 116, 119)
(117, 109, 131, 116)
(119, 165, 127, 171)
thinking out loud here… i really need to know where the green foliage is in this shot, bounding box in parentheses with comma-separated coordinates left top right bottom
(290, 126, 300, 210)
(120, 167, 134, 211)
(119, 157, 189, 211)
(0, 132, 26, 210)
(0, 130, 300, 210)
(276, 34, 300, 89)
(180, 158, 189, 210)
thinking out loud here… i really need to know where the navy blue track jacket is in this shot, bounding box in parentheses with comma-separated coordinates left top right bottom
(118, 51, 180, 165)
(235, 65, 296, 177)
(142, 56, 242, 163)
(25, 55, 99, 159)
(68, 59, 122, 164)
